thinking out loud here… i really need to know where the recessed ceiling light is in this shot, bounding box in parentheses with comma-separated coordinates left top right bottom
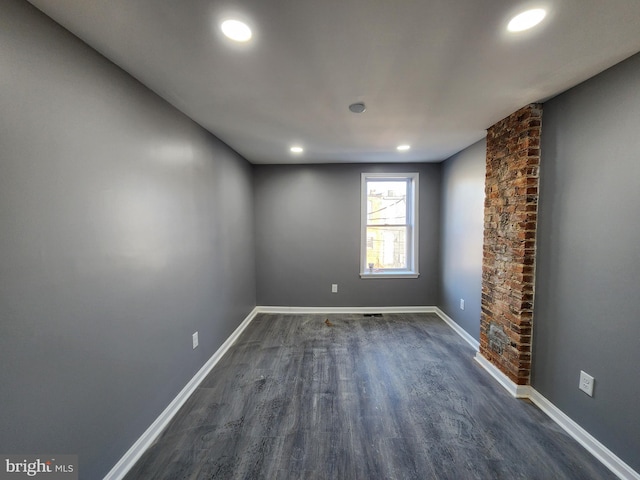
(507, 8, 547, 32)
(397, 145, 411, 151)
(290, 146, 303, 153)
(349, 102, 366, 114)
(221, 19, 252, 42)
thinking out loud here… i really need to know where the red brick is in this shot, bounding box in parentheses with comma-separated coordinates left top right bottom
(480, 104, 542, 387)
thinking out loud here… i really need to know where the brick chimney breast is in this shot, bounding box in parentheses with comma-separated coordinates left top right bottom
(480, 104, 542, 385)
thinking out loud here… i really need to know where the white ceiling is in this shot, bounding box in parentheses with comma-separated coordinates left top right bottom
(27, 0, 640, 164)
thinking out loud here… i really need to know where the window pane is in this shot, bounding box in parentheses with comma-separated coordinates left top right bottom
(366, 181, 407, 225)
(365, 226, 407, 270)
(360, 172, 418, 276)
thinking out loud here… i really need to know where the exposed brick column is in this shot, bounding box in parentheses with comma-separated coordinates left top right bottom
(480, 104, 542, 385)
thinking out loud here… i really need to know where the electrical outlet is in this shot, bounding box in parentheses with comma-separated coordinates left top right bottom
(192, 331, 199, 350)
(579, 370, 594, 397)
(331, 284, 338, 293)
(460, 299, 465, 310)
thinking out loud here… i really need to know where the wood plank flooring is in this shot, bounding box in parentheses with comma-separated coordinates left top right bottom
(124, 313, 616, 479)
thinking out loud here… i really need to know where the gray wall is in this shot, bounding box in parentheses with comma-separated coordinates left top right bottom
(254, 163, 441, 306)
(0, 2, 256, 478)
(534, 52, 640, 471)
(438, 140, 486, 341)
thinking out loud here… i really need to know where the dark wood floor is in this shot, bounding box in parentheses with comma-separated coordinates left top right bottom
(125, 313, 616, 479)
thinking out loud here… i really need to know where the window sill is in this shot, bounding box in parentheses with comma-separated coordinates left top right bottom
(360, 271, 420, 279)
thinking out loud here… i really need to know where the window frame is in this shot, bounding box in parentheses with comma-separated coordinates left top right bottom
(360, 172, 419, 279)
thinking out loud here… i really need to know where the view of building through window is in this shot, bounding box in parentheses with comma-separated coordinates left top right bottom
(365, 180, 409, 271)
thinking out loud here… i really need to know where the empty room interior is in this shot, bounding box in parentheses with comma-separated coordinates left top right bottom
(1, 0, 639, 479)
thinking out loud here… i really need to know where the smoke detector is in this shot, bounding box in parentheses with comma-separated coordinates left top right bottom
(349, 102, 366, 113)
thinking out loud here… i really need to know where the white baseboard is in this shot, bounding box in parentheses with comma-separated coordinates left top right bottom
(255, 305, 438, 314)
(103, 307, 260, 480)
(105, 305, 639, 480)
(473, 352, 532, 398)
(432, 307, 480, 351)
(473, 352, 639, 480)
(527, 390, 640, 480)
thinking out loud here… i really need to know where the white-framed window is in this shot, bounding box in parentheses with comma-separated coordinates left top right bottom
(360, 172, 419, 278)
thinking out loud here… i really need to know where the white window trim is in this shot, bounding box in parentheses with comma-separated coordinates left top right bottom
(360, 172, 419, 279)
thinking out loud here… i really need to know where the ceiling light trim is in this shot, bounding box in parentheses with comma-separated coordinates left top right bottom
(507, 8, 547, 32)
(221, 19, 252, 42)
